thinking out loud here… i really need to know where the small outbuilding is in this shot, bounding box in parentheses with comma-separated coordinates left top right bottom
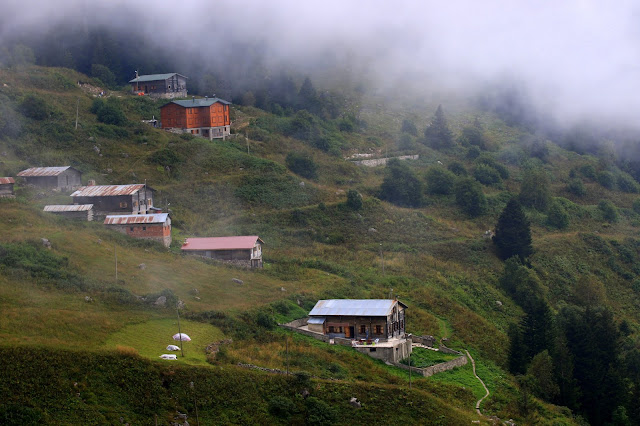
(17, 166, 82, 191)
(181, 236, 263, 268)
(104, 213, 171, 247)
(44, 204, 94, 221)
(70, 184, 155, 216)
(0, 177, 15, 197)
(129, 73, 187, 98)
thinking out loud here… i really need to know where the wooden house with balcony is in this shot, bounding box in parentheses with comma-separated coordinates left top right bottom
(160, 97, 231, 140)
(70, 184, 155, 217)
(181, 236, 263, 268)
(307, 299, 407, 341)
(129, 73, 187, 98)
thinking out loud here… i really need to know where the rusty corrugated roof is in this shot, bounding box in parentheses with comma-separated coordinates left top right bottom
(71, 184, 152, 197)
(17, 166, 73, 177)
(104, 213, 169, 225)
(181, 236, 263, 251)
(44, 204, 93, 212)
(0, 177, 15, 184)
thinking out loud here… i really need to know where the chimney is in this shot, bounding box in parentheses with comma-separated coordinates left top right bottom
(88, 179, 96, 186)
(192, 96, 195, 103)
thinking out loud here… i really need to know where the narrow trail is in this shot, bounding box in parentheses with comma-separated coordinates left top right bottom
(465, 349, 490, 416)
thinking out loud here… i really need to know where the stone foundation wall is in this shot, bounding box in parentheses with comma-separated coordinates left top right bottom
(395, 354, 468, 377)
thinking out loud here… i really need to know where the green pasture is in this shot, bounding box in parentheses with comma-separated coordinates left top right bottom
(102, 318, 225, 366)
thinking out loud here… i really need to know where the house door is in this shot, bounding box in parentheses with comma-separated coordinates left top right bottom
(348, 327, 354, 338)
(144, 85, 148, 93)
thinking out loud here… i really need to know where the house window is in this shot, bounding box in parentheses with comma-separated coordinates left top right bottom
(120, 202, 128, 208)
(359, 325, 366, 334)
(375, 325, 382, 335)
(328, 326, 335, 333)
(133, 201, 138, 207)
(130, 227, 134, 231)
(143, 226, 146, 231)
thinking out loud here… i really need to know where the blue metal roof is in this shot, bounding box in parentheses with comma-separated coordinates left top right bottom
(308, 299, 406, 317)
(307, 317, 326, 324)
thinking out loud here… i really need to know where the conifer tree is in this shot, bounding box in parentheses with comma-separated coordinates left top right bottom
(423, 105, 453, 149)
(493, 198, 532, 261)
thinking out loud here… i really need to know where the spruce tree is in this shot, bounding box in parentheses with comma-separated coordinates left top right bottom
(493, 198, 532, 261)
(423, 105, 453, 149)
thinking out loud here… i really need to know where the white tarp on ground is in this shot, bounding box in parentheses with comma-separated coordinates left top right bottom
(166, 345, 180, 351)
(172, 333, 191, 342)
(159, 354, 177, 360)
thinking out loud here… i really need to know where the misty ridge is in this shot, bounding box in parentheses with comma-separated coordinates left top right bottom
(3, 1, 640, 139)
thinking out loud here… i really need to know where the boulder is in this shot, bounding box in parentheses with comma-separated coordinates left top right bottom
(138, 263, 146, 270)
(349, 397, 361, 408)
(154, 296, 167, 306)
(232, 278, 244, 285)
(41, 238, 51, 249)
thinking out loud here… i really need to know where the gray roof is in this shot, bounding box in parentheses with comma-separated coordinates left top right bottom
(17, 166, 76, 177)
(170, 97, 231, 108)
(128, 73, 187, 83)
(308, 299, 407, 317)
(307, 317, 326, 324)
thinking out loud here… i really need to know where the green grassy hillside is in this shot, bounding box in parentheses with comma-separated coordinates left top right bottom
(4, 65, 640, 424)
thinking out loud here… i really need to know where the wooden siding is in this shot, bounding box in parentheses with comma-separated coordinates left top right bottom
(73, 190, 154, 216)
(160, 103, 230, 129)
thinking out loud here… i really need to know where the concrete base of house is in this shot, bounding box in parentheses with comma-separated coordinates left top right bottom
(280, 318, 412, 364)
(164, 126, 231, 140)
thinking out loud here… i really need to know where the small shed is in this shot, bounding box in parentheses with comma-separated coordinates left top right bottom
(181, 236, 263, 268)
(44, 204, 94, 221)
(129, 73, 187, 98)
(0, 177, 15, 197)
(17, 167, 82, 191)
(104, 213, 171, 247)
(70, 184, 155, 216)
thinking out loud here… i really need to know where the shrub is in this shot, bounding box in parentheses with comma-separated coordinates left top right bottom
(397, 133, 415, 150)
(269, 396, 296, 419)
(379, 158, 423, 207)
(90, 63, 117, 89)
(346, 189, 362, 210)
(401, 119, 418, 136)
(633, 199, 640, 214)
(467, 146, 481, 159)
(454, 177, 487, 217)
(547, 199, 570, 229)
(19, 94, 48, 120)
(92, 98, 127, 126)
(567, 178, 586, 196)
(285, 152, 317, 179)
(617, 173, 640, 193)
(598, 200, 619, 223)
(149, 148, 182, 168)
(305, 397, 337, 426)
(447, 161, 467, 176)
(580, 164, 597, 180)
(597, 171, 616, 190)
(425, 166, 456, 194)
(473, 164, 502, 186)
(520, 168, 551, 211)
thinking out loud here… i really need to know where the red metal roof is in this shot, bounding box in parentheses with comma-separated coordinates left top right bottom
(181, 236, 262, 251)
(71, 184, 151, 197)
(17, 166, 73, 177)
(0, 177, 15, 184)
(44, 204, 93, 212)
(104, 213, 169, 225)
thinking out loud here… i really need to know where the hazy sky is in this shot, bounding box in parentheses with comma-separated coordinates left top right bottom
(3, 0, 640, 126)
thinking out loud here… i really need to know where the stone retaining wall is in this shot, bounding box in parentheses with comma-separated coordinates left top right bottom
(350, 155, 419, 167)
(395, 354, 468, 377)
